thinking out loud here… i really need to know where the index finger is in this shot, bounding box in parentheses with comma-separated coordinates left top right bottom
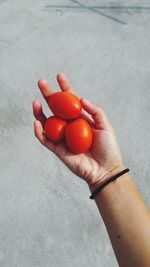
(57, 73, 93, 124)
(38, 79, 54, 102)
(57, 73, 77, 95)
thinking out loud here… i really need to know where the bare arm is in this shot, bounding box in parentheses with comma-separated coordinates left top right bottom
(89, 168, 150, 267)
(33, 73, 150, 267)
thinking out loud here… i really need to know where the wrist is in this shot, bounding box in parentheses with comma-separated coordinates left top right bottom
(89, 162, 125, 194)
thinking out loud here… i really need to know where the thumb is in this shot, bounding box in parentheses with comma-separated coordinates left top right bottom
(81, 98, 112, 131)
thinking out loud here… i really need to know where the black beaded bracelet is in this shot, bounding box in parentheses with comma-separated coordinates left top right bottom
(89, 168, 130, 199)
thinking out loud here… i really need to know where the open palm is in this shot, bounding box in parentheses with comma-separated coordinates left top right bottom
(33, 74, 123, 189)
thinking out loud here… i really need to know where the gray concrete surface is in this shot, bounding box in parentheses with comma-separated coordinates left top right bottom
(0, 0, 150, 266)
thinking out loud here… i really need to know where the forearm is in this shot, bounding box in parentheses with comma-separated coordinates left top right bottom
(89, 171, 150, 267)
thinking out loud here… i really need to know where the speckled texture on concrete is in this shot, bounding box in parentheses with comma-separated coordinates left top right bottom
(0, 1, 150, 266)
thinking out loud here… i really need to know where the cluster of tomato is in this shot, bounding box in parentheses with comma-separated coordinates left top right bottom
(44, 92, 93, 154)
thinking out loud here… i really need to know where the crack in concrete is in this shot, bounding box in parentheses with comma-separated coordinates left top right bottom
(45, 1, 150, 25)
(70, 0, 126, 24)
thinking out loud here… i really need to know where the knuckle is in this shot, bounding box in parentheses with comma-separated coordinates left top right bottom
(98, 105, 104, 113)
(93, 105, 102, 116)
(34, 131, 38, 138)
(41, 139, 46, 146)
(93, 103, 103, 113)
(38, 136, 44, 145)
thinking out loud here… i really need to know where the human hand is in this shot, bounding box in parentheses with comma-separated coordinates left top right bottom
(33, 74, 124, 191)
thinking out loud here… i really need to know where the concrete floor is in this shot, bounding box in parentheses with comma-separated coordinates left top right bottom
(0, 0, 150, 266)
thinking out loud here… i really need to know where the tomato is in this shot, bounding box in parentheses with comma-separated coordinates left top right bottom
(48, 92, 82, 120)
(44, 116, 67, 144)
(65, 118, 92, 154)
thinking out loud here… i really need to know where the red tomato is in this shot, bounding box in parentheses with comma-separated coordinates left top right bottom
(65, 119, 92, 154)
(48, 92, 82, 120)
(44, 116, 67, 144)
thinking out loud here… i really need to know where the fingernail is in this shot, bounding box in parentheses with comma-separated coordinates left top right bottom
(38, 79, 47, 86)
(82, 97, 88, 103)
(57, 73, 65, 77)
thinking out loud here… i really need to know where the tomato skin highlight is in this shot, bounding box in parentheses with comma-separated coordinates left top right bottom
(65, 118, 92, 154)
(44, 116, 67, 144)
(48, 92, 82, 120)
